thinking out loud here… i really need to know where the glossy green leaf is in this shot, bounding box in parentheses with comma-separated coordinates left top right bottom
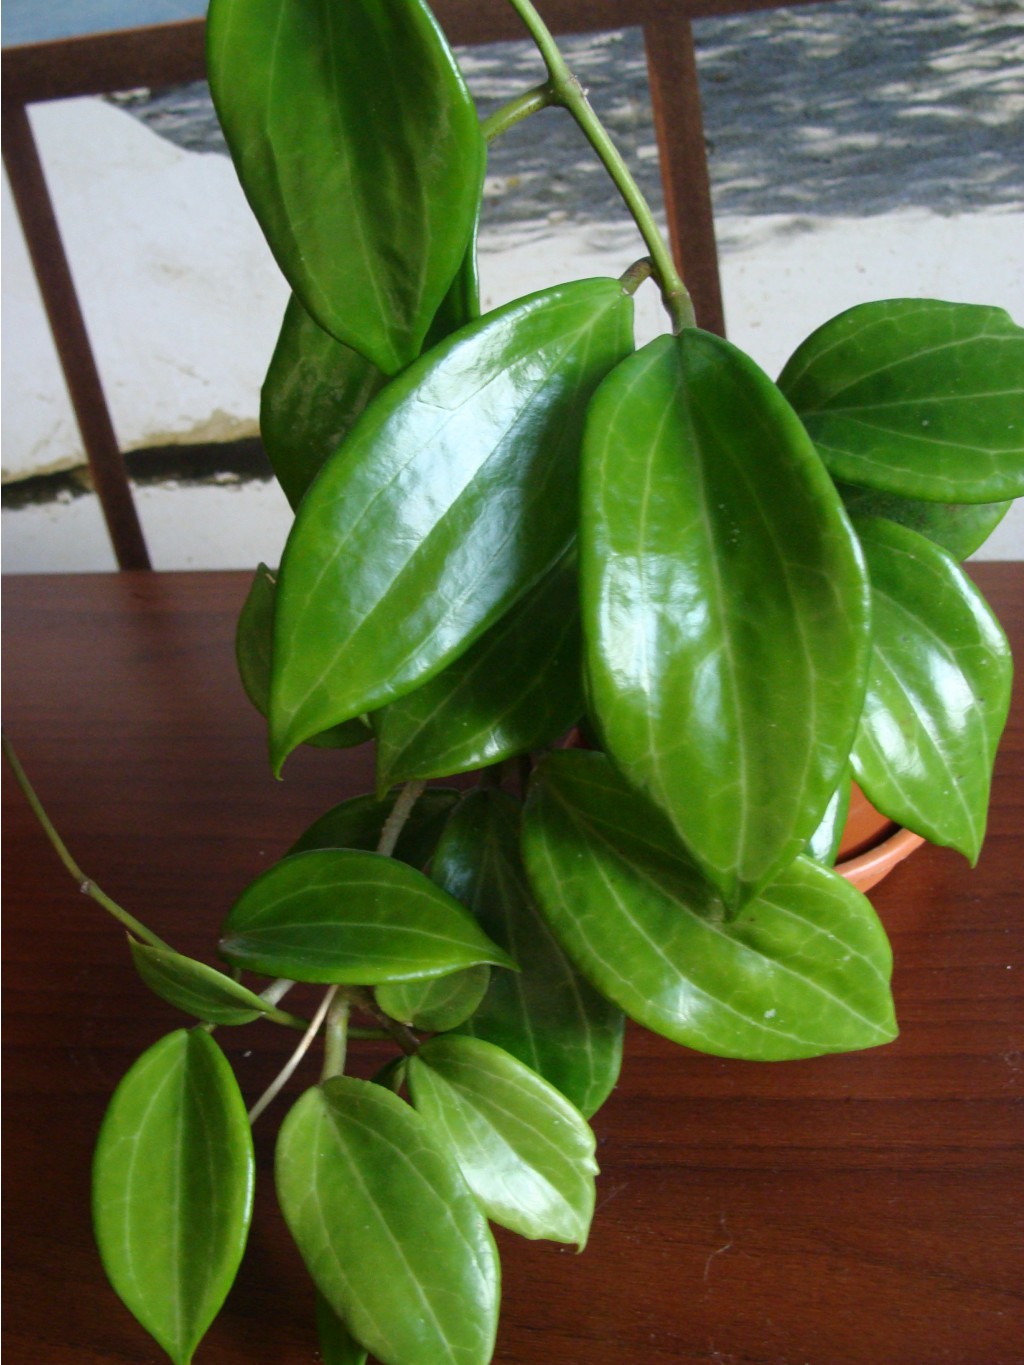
(804, 770, 852, 867)
(261, 296, 388, 510)
(436, 788, 624, 1117)
(836, 481, 1013, 561)
(261, 232, 479, 513)
(377, 966, 491, 1032)
(207, 0, 486, 374)
(375, 551, 584, 787)
(523, 751, 897, 1061)
(850, 517, 1012, 862)
(288, 787, 460, 868)
(220, 848, 516, 983)
(408, 1035, 597, 1247)
(276, 1077, 499, 1365)
(581, 329, 872, 908)
(236, 565, 370, 750)
(93, 1030, 254, 1365)
(129, 940, 271, 1025)
(316, 1294, 368, 1365)
(270, 279, 634, 769)
(778, 299, 1024, 502)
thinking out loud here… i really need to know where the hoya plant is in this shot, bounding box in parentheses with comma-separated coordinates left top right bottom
(7, 1, 1022, 1362)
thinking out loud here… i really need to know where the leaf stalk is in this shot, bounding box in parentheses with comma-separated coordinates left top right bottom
(505, 0, 695, 331)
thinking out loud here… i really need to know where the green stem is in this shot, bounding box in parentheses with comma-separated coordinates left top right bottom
(376, 779, 427, 858)
(3, 731, 172, 952)
(481, 81, 554, 143)
(350, 988, 421, 1057)
(505, 0, 695, 332)
(321, 996, 350, 1081)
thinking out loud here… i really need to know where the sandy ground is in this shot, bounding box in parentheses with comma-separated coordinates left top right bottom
(3, 0, 1022, 569)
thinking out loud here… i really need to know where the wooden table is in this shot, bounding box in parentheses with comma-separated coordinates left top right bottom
(3, 568, 1022, 1365)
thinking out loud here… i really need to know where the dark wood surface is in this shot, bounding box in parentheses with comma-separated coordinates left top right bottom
(3, 567, 1022, 1365)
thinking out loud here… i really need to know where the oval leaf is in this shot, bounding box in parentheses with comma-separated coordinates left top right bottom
(375, 551, 584, 787)
(219, 848, 516, 983)
(836, 481, 1012, 561)
(581, 330, 872, 908)
(435, 788, 624, 1118)
(269, 279, 634, 769)
(276, 1077, 500, 1365)
(851, 517, 1013, 862)
(237, 565, 370, 750)
(208, 0, 485, 374)
(523, 751, 897, 1061)
(778, 299, 1024, 502)
(93, 1030, 254, 1365)
(129, 940, 272, 1025)
(377, 966, 491, 1033)
(288, 787, 460, 867)
(408, 1035, 597, 1248)
(261, 296, 388, 510)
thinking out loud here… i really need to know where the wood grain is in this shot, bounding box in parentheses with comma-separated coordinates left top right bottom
(3, 567, 1022, 1364)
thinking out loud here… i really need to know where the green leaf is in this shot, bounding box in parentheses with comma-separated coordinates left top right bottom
(315, 1294, 368, 1365)
(236, 565, 371, 750)
(408, 1035, 597, 1248)
(288, 787, 460, 868)
(276, 1077, 499, 1365)
(270, 279, 634, 770)
(129, 940, 272, 1025)
(804, 770, 852, 867)
(375, 551, 584, 787)
(850, 517, 1012, 862)
(377, 966, 490, 1032)
(436, 788, 624, 1118)
(523, 751, 897, 1061)
(207, 0, 486, 374)
(836, 481, 1013, 561)
(261, 296, 388, 510)
(261, 234, 479, 513)
(581, 329, 872, 908)
(778, 299, 1024, 502)
(220, 848, 517, 983)
(92, 1030, 254, 1365)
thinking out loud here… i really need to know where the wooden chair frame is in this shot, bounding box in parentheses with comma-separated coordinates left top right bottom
(2, 0, 826, 568)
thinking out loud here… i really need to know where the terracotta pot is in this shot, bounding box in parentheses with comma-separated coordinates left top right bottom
(835, 783, 925, 892)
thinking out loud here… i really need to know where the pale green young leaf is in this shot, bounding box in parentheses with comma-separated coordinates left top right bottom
(376, 966, 491, 1033)
(276, 1077, 500, 1365)
(219, 848, 516, 983)
(435, 788, 624, 1118)
(129, 940, 271, 1025)
(523, 751, 897, 1061)
(92, 1030, 254, 1365)
(408, 1035, 597, 1248)
(851, 517, 1012, 862)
